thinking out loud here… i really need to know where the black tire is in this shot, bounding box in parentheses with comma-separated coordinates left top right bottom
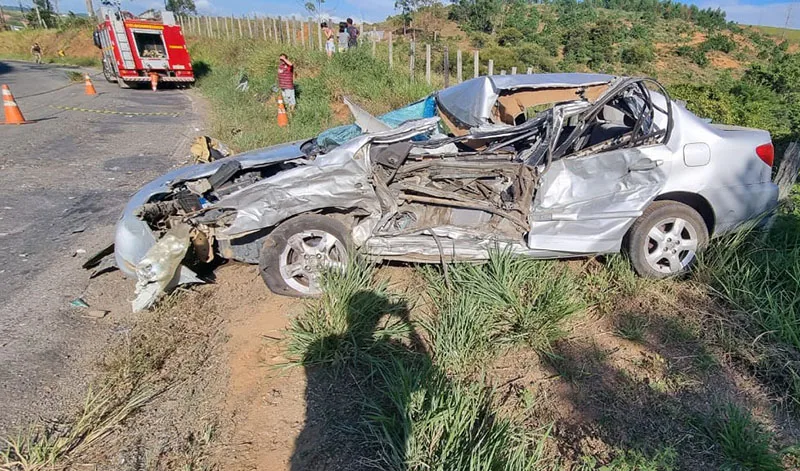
(624, 201, 709, 279)
(102, 59, 118, 83)
(259, 214, 351, 298)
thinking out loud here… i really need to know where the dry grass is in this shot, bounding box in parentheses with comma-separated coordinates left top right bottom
(0, 290, 224, 471)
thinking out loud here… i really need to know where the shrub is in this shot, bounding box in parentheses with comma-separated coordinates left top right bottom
(514, 43, 558, 72)
(620, 43, 655, 65)
(703, 33, 736, 53)
(498, 27, 524, 47)
(675, 45, 694, 57)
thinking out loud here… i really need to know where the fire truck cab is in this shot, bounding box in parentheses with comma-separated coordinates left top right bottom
(93, 7, 194, 88)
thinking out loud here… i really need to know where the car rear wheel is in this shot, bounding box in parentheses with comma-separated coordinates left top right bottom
(259, 214, 351, 297)
(625, 201, 708, 279)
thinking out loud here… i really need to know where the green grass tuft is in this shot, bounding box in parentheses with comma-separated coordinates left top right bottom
(419, 250, 585, 376)
(698, 404, 783, 471)
(361, 356, 550, 471)
(285, 256, 413, 367)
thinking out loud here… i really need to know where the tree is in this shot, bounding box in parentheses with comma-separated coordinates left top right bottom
(165, 0, 195, 16)
(303, 0, 325, 21)
(395, 0, 414, 34)
(26, 0, 55, 28)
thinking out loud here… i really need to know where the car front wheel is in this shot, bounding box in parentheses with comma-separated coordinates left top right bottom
(259, 214, 351, 297)
(625, 201, 708, 279)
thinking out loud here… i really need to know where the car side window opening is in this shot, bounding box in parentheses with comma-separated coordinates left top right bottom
(552, 79, 672, 160)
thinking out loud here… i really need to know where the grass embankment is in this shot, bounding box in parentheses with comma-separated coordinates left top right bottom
(286, 243, 799, 469)
(0, 27, 99, 67)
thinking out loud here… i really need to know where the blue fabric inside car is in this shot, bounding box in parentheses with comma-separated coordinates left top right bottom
(316, 96, 437, 149)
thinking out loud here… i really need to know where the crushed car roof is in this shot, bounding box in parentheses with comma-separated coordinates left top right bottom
(435, 72, 616, 128)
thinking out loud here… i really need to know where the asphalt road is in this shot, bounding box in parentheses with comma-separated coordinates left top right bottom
(0, 60, 203, 435)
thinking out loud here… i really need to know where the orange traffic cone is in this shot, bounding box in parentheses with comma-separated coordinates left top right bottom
(276, 95, 289, 128)
(2, 84, 31, 125)
(149, 72, 159, 92)
(84, 73, 97, 95)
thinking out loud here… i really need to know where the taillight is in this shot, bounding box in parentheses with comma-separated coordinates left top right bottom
(756, 143, 774, 167)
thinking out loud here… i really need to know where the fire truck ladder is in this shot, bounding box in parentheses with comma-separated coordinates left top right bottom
(112, 19, 136, 69)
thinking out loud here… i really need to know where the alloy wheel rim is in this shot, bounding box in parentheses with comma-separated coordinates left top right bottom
(644, 217, 698, 274)
(279, 230, 346, 295)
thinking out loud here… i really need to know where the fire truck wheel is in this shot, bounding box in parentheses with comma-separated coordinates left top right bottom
(102, 61, 117, 83)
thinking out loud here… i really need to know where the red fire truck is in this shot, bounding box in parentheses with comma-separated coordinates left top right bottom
(93, 7, 194, 89)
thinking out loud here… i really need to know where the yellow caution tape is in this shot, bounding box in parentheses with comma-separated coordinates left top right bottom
(49, 105, 180, 117)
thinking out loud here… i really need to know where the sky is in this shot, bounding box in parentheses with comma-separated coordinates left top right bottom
(32, 0, 800, 30)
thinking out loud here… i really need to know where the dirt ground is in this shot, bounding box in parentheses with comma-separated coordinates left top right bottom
(78, 260, 800, 470)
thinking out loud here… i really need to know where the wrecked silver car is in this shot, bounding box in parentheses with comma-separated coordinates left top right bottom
(114, 73, 778, 309)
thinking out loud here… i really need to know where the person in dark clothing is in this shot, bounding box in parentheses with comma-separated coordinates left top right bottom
(345, 18, 359, 49)
(31, 43, 42, 64)
(278, 53, 295, 111)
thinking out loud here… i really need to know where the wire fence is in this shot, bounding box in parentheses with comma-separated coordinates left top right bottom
(177, 15, 539, 88)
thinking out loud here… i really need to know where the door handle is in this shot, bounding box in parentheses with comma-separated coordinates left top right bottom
(629, 158, 662, 172)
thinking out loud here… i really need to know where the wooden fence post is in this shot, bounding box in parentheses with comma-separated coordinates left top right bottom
(308, 17, 313, 49)
(474, 50, 479, 77)
(511, 66, 517, 74)
(488, 59, 494, 75)
(526, 66, 533, 74)
(274, 17, 280, 43)
(443, 45, 449, 88)
(247, 16, 253, 38)
(215, 16, 220, 38)
(285, 18, 290, 44)
(317, 17, 323, 50)
(225, 16, 230, 38)
(237, 16, 242, 37)
(500, 69, 506, 75)
(456, 49, 462, 83)
(262, 17, 267, 40)
(205, 16, 210, 37)
(410, 41, 415, 82)
(388, 32, 393, 68)
(425, 44, 431, 85)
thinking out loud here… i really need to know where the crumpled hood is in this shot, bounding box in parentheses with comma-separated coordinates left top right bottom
(115, 140, 307, 275)
(121, 140, 307, 211)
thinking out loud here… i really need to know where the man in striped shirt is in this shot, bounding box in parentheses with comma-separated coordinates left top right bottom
(278, 54, 296, 111)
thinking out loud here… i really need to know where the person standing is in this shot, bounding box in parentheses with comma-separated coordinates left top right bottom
(31, 43, 42, 64)
(337, 22, 348, 52)
(346, 18, 360, 49)
(278, 53, 296, 112)
(321, 22, 335, 58)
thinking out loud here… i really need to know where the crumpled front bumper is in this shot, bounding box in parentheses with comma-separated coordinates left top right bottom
(115, 209, 158, 277)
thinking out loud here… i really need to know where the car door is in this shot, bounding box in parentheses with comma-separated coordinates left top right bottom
(526, 143, 671, 255)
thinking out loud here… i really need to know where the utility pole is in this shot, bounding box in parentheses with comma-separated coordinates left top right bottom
(781, 4, 793, 40)
(85, 0, 95, 18)
(0, 4, 8, 31)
